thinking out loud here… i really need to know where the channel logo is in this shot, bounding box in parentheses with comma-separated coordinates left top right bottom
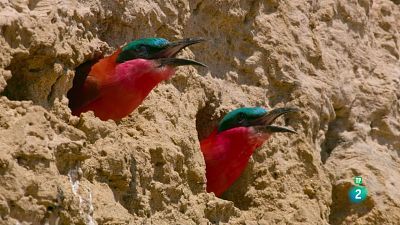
(348, 176, 368, 204)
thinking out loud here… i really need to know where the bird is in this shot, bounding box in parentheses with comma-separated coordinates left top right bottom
(200, 107, 298, 197)
(67, 37, 206, 120)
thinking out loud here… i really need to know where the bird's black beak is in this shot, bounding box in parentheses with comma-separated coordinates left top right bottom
(251, 107, 299, 134)
(156, 37, 206, 58)
(155, 37, 206, 67)
(156, 58, 207, 67)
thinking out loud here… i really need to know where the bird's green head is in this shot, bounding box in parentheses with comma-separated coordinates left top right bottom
(116, 37, 206, 68)
(218, 107, 266, 132)
(117, 38, 169, 62)
(217, 107, 299, 134)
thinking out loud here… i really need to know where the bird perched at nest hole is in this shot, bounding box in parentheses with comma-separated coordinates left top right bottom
(67, 37, 206, 120)
(200, 107, 298, 197)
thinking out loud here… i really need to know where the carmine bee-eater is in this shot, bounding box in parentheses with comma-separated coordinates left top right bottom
(200, 107, 298, 197)
(67, 37, 206, 120)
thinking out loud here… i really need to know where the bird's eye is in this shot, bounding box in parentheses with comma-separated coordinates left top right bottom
(238, 113, 245, 123)
(139, 45, 147, 51)
(133, 44, 144, 52)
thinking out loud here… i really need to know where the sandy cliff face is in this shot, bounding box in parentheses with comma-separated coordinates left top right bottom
(0, 0, 399, 224)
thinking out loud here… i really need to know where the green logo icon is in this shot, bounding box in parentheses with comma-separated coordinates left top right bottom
(348, 176, 368, 204)
(354, 176, 362, 185)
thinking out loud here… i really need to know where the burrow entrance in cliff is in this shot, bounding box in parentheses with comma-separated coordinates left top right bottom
(2, 48, 104, 114)
(320, 106, 351, 164)
(2, 55, 52, 105)
(1, 48, 73, 108)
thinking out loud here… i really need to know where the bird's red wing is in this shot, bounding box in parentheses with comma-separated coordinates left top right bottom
(69, 75, 102, 113)
(68, 50, 121, 113)
(68, 54, 103, 110)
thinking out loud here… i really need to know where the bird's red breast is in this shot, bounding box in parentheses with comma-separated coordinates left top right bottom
(200, 127, 269, 197)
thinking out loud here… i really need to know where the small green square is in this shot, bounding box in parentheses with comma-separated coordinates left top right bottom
(354, 176, 363, 185)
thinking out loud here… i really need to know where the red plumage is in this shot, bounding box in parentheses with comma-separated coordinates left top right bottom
(69, 50, 175, 120)
(200, 127, 270, 197)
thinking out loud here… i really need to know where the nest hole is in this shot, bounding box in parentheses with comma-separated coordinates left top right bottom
(320, 107, 350, 164)
(2, 57, 34, 101)
(1, 52, 63, 108)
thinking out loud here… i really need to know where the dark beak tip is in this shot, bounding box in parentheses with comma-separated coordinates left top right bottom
(157, 58, 207, 68)
(281, 128, 297, 134)
(198, 37, 208, 43)
(286, 107, 301, 113)
(198, 63, 208, 68)
(187, 37, 207, 43)
(160, 37, 207, 59)
(256, 125, 297, 134)
(172, 37, 207, 47)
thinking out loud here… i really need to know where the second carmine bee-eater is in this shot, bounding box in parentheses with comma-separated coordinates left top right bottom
(68, 37, 206, 120)
(200, 107, 298, 197)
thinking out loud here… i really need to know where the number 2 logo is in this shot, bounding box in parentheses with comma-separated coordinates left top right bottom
(355, 188, 362, 199)
(349, 186, 367, 203)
